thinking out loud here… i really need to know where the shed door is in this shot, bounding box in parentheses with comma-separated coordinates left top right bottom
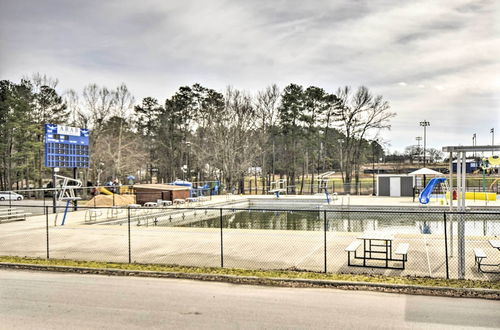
(378, 177, 390, 196)
(389, 177, 401, 197)
(400, 177, 414, 197)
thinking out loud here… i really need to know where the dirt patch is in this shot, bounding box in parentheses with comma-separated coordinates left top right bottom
(85, 194, 136, 207)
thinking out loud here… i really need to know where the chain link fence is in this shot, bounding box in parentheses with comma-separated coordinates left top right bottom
(0, 204, 499, 281)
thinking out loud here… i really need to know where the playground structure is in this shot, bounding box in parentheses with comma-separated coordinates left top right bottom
(477, 155, 500, 175)
(480, 155, 500, 193)
(418, 177, 447, 204)
(169, 180, 219, 197)
(98, 187, 113, 195)
(417, 154, 499, 205)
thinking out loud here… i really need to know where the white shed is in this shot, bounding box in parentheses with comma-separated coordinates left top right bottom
(376, 174, 415, 197)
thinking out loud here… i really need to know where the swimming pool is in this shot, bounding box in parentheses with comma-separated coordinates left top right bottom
(175, 208, 500, 236)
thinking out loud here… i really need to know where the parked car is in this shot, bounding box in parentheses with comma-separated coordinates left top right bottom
(0, 191, 24, 201)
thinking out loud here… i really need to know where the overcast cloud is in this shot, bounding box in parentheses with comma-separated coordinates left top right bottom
(1, 0, 499, 151)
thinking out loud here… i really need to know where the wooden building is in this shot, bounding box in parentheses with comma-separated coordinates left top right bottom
(134, 184, 190, 204)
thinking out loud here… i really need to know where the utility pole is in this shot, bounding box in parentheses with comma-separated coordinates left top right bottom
(415, 136, 422, 163)
(419, 121, 430, 165)
(186, 141, 191, 182)
(371, 140, 376, 196)
(492, 128, 495, 156)
(472, 133, 476, 158)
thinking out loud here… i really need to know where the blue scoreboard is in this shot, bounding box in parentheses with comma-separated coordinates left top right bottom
(44, 124, 90, 168)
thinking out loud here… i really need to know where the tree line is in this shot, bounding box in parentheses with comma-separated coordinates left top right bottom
(0, 74, 395, 194)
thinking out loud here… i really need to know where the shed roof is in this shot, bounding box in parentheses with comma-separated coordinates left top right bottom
(442, 145, 500, 152)
(134, 184, 189, 191)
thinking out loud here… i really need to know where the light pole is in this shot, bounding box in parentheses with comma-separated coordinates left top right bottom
(337, 139, 344, 172)
(472, 133, 476, 158)
(415, 136, 422, 163)
(186, 141, 191, 182)
(492, 128, 495, 156)
(419, 120, 430, 165)
(272, 139, 275, 181)
(338, 139, 344, 187)
(371, 140, 377, 196)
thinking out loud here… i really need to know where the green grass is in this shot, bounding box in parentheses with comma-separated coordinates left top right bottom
(1, 256, 498, 290)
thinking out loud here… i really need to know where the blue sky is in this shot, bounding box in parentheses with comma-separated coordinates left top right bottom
(0, 0, 499, 152)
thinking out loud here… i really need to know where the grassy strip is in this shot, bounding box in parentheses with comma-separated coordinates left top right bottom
(1, 256, 498, 290)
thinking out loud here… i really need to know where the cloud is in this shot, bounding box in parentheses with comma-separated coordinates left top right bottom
(0, 0, 498, 151)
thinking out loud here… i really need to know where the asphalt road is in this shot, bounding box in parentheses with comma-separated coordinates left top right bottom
(0, 270, 498, 330)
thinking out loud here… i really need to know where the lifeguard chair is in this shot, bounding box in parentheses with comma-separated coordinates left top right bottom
(269, 179, 286, 198)
(54, 175, 82, 225)
(318, 171, 336, 204)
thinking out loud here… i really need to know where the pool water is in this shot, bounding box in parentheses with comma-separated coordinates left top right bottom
(177, 210, 500, 236)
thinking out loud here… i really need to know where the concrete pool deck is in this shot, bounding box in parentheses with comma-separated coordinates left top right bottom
(2, 193, 499, 216)
(248, 194, 500, 208)
(1, 209, 498, 281)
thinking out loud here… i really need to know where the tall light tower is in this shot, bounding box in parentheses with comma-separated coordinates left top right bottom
(415, 136, 422, 163)
(371, 140, 377, 196)
(472, 133, 477, 158)
(186, 141, 191, 181)
(492, 128, 495, 156)
(419, 120, 430, 165)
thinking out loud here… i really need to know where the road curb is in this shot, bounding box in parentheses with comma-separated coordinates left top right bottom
(1, 262, 498, 300)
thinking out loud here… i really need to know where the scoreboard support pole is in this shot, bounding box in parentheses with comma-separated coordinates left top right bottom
(52, 168, 57, 214)
(73, 167, 78, 211)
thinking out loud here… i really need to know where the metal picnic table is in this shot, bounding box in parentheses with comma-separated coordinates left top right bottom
(345, 231, 408, 270)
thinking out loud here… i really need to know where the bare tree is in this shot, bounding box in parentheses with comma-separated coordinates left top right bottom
(111, 83, 135, 178)
(334, 86, 395, 193)
(254, 84, 280, 192)
(203, 87, 260, 193)
(63, 89, 87, 127)
(82, 84, 115, 133)
(81, 84, 115, 182)
(94, 119, 147, 181)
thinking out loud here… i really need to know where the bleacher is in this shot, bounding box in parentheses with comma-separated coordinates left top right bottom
(0, 208, 31, 223)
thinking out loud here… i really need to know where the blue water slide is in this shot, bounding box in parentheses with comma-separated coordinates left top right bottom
(419, 177, 446, 204)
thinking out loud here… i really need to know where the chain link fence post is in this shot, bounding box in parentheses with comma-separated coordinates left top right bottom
(220, 208, 224, 268)
(128, 207, 131, 263)
(324, 210, 327, 273)
(444, 211, 449, 279)
(45, 206, 50, 259)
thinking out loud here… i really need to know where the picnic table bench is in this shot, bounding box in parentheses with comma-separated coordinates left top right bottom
(345, 231, 409, 270)
(157, 200, 173, 207)
(473, 241, 500, 273)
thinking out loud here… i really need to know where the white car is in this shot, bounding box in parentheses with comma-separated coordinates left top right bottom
(0, 191, 24, 201)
